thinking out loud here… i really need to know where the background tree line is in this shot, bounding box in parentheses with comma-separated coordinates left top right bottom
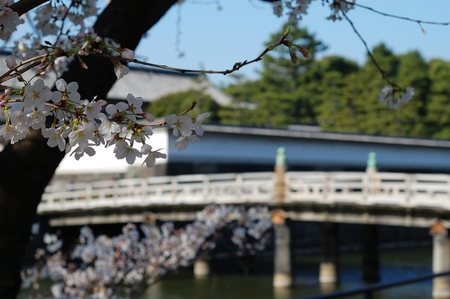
(149, 23, 450, 139)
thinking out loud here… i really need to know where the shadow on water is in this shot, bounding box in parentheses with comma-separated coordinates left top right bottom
(140, 247, 433, 299)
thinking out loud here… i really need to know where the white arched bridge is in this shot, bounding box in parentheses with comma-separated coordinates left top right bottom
(38, 171, 450, 227)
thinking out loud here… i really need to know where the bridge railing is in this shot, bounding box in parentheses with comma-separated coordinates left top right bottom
(38, 171, 450, 214)
(285, 172, 450, 209)
(38, 172, 275, 213)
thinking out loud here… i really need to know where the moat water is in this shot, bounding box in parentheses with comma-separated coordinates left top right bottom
(139, 246, 432, 299)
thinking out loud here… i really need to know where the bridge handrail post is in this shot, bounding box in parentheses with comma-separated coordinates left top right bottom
(362, 173, 369, 204)
(236, 173, 243, 202)
(202, 174, 210, 203)
(406, 174, 414, 205)
(85, 183, 93, 208)
(274, 147, 286, 204)
(324, 173, 331, 203)
(112, 180, 120, 207)
(171, 176, 178, 204)
(140, 178, 148, 205)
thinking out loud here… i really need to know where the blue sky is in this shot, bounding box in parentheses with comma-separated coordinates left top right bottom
(135, 0, 450, 87)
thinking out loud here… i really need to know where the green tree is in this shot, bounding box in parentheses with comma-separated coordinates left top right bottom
(353, 44, 401, 135)
(318, 45, 432, 137)
(394, 51, 430, 137)
(312, 56, 361, 132)
(222, 23, 327, 127)
(425, 59, 450, 138)
(323, 46, 433, 137)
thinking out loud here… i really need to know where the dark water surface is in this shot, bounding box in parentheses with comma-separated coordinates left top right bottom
(139, 247, 433, 299)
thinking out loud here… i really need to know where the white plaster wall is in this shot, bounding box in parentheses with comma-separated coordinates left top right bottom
(55, 128, 169, 175)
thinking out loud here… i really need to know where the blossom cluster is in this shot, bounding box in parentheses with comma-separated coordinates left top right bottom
(34, 0, 98, 37)
(0, 73, 209, 166)
(0, 0, 24, 40)
(271, 0, 355, 23)
(230, 206, 272, 256)
(1, 27, 210, 167)
(12, 0, 99, 58)
(21, 205, 272, 298)
(379, 86, 415, 109)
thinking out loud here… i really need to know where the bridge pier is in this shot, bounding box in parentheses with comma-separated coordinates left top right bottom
(362, 224, 380, 283)
(319, 222, 339, 285)
(431, 222, 450, 299)
(193, 258, 210, 277)
(273, 212, 293, 288)
(274, 147, 286, 204)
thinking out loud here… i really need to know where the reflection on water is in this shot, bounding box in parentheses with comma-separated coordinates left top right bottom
(140, 247, 433, 299)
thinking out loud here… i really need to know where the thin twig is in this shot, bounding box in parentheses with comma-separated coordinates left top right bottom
(342, 11, 397, 88)
(112, 34, 289, 76)
(180, 101, 197, 116)
(347, 0, 450, 26)
(0, 53, 47, 84)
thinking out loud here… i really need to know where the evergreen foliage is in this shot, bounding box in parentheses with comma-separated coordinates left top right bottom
(215, 23, 450, 139)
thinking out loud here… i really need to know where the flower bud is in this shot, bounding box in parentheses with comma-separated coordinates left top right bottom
(295, 45, 312, 59)
(5, 55, 16, 69)
(289, 47, 299, 65)
(283, 27, 291, 38)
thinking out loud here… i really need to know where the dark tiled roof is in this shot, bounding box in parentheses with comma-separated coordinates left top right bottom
(203, 124, 450, 148)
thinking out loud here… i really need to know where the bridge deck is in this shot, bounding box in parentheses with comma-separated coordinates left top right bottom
(38, 171, 450, 226)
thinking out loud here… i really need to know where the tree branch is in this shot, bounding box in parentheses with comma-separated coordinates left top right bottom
(342, 11, 397, 88)
(0, 1, 179, 298)
(10, 0, 49, 16)
(348, 0, 450, 26)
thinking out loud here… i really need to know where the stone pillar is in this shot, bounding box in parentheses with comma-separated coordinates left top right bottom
(193, 258, 210, 277)
(430, 221, 450, 299)
(274, 147, 286, 204)
(366, 152, 377, 173)
(362, 224, 380, 283)
(319, 222, 339, 284)
(272, 212, 293, 288)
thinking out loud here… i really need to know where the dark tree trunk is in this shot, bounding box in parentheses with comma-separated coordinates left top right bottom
(0, 1, 178, 297)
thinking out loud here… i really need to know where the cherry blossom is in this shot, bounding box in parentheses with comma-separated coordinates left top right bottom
(132, 126, 152, 143)
(5, 55, 15, 69)
(194, 112, 210, 136)
(22, 205, 272, 298)
(114, 140, 142, 164)
(42, 127, 66, 151)
(72, 145, 96, 160)
(0, 123, 19, 143)
(53, 78, 81, 104)
(68, 122, 96, 149)
(165, 114, 194, 137)
(0, 4, 24, 40)
(271, 0, 354, 23)
(114, 61, 130, 79)
(23, 79, 53, 110)
(379, 86, 415, 109)
(97, 114, 120, 140)
(83, 100, 103, 121)
(119, 48, 135, 59)
(27, 110, 50, 130)
(141, 144, 167, 167)
(172, 134, 200, 151)
(9, 111, 30, 141)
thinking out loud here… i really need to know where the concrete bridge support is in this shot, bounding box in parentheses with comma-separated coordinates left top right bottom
(273, 221, 293, 288)
(319, 222, 339, 285)
(431, 222, 450, 299)
(362, 224, 380, 283)
(193, 258, 210, 277)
